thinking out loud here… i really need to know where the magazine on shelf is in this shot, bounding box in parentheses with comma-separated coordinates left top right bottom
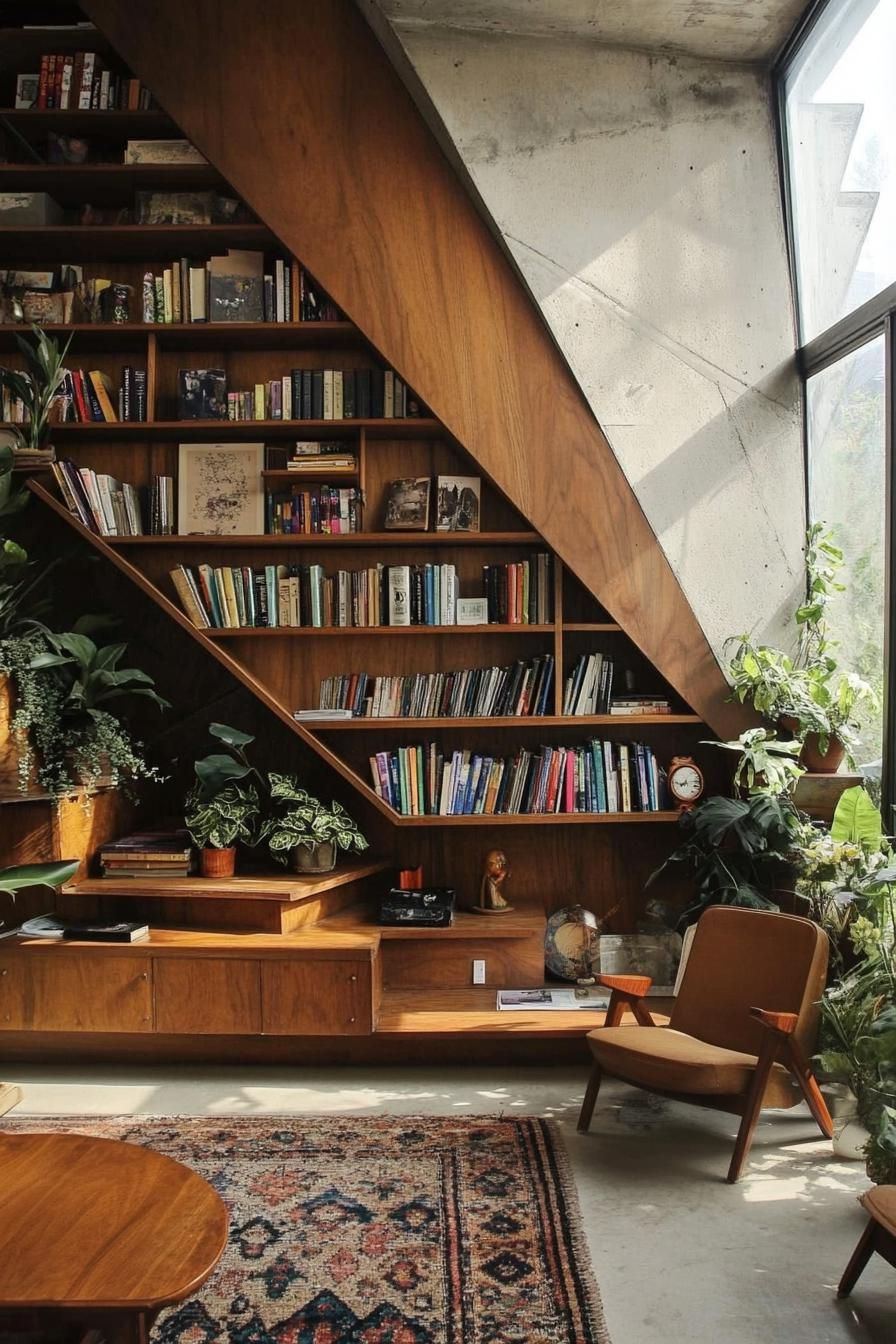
(496, 988, 610, 1011)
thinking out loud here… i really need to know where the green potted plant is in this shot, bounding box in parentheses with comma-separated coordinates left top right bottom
(0, 859, 81, 929)
(702, 727, 804, 796)
(726, 524, 876, 772)
(184, 723, 262, 877)
(259, 773, 369, 873)
(1, 621, 168, 795)
(0, 325, 72, 458)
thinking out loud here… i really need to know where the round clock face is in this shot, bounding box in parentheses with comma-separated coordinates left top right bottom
(670, 763, 702, 801)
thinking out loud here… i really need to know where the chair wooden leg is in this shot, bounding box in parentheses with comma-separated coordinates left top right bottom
(837, 1218, 877, 1298)
(785, 1039, 834, 1139)
(727, 1034, 780, 1184)
(577, 1062, 603, 1133)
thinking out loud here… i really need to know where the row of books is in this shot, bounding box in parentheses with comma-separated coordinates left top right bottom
(59, 366, 147, 423)
(28, 52, 155, 111)
(316, 656, 556, 719)
(266, 486, 361, 536)
(52, 459, 174, 536)
(368, 740, 670, 816)
(176, 366, 419, 422)
(171, 559, 554, 630)
(483, 557, 553, 626)
(564, 652, 615, 716)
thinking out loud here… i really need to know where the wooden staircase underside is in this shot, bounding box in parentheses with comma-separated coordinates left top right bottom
(82, 0, 744, 742)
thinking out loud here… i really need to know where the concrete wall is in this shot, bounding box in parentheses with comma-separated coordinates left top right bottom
(378, 21, 805, 661)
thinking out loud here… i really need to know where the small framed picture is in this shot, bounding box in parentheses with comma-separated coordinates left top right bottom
(457, 597, 489, 626)
(383, 477, 431, 530)
(15, 74, 39, 109)
(436, 475, 481, 532)
(178, 368, 227, 420)
(177, 442, 265, 536)
(134, 190, 215, 225)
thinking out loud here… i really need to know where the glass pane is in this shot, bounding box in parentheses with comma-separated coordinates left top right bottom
(807, 335, 886, 784)
(784, 0, 896, 341)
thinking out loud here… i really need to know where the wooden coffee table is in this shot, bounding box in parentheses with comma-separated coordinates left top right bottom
(0, 1132, 228, 1344)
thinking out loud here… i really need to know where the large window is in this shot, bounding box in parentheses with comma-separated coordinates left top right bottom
(807, 337, 886, 774)
(784, 0, 896, 340)
(779, 0, 893, 810)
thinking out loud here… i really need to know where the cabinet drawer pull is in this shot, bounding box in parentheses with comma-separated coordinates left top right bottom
(349, 974, 357, 982)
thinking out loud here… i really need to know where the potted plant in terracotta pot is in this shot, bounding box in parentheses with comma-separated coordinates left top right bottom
(0, 324, 72, 461)
(259, 773, 368, 873)
(185, 723, 262, 877)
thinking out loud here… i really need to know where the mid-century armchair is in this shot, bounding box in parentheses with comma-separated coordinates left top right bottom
(577, 906, 833, 1182)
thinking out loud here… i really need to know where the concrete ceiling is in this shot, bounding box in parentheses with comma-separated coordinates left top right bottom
(378, 0, 810, 63)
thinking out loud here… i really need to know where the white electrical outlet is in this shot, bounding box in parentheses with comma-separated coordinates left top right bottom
(472, 959, 486, 984)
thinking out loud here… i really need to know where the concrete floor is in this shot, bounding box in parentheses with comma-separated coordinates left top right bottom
(8, 1064, 895, 1343)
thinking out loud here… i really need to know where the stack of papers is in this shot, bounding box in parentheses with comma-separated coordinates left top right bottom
(496, 988, 610, 1011)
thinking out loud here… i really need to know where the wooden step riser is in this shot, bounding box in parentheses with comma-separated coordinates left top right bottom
(380, 935, 544, 989)
(56, 880, 374, 934)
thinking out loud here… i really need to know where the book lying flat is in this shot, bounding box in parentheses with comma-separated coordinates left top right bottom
(20, 916, 149, 943)
(496, 988, 610, 1011)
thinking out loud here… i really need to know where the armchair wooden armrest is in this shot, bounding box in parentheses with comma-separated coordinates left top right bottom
(598, 974, 655, 1027)
(750, 1008, 799, 1035)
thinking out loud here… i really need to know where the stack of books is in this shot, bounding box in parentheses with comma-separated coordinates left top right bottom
(100, 831, 193, 877)
(266, 484, 360, 535)
(610, 695, 672, 716)
(286, 446, 357, 473)
(28, 52, 155, 110)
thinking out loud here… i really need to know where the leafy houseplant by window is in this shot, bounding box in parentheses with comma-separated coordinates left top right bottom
(184, 723, 261, 877)
(0, 325, 72, 455)
(1, 622, 168, 796)
(726, 524, 876, 771)
(259, 773, 369, 873)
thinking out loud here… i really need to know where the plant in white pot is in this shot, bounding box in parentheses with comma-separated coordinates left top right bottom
(0, 324, 72, 459)
(260, 773, 369, 873)
(184, 723, 261, 878)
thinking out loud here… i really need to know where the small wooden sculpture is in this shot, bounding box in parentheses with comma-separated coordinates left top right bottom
(473, 848, 513, 915)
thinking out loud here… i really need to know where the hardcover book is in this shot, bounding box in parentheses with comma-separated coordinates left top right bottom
(436, 475, 481, 532)
(178, 368, 227, 420)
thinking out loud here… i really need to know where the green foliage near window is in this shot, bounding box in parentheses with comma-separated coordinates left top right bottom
(702, 728, 803, 796)
(725, 523, 877, 765)
(0, 325, 72, 452)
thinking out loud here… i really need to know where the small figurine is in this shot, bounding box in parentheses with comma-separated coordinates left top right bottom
(473, 848, 513, 915)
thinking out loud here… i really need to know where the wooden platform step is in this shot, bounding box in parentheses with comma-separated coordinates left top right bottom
(375, 987, 673, 1037)
(59, 860, 392, 934)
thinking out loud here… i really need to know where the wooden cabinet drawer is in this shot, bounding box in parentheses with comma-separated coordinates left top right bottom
(261, 959, 374, 1035)
(154, 958, 261, 1034)
(0, 953, 152, 1033)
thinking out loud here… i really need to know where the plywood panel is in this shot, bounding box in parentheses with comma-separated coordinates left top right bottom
(261, 959, 373, 1035)
(82, 0, 745, 738)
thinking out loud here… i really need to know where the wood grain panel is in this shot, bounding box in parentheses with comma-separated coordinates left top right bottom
(261, 959, 373, 1035)
(0, 953, 152, 1032)
(154, 958, 261, 1034)
(380, 937, 544, 989)
(83, 0, 745, 737)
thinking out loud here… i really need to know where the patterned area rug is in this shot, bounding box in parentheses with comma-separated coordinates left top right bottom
(5, 1115, 609, 1344)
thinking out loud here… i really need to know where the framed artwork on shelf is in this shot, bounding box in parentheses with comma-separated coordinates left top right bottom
(384, 477, 431, 531)
(178, 368, 228, 420)
(15, 74, 39, 109)
(177, 442, 265, 536)
(436, 475, 481, 532)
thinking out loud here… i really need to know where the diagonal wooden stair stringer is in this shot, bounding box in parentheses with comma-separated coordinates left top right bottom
(82, 0, 748, 741)
(28, 482, 399, 823)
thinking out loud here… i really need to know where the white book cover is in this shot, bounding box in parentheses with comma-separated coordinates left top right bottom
(388, 565, 411, 626)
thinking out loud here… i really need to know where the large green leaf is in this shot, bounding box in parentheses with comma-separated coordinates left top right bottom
(195, 752, 253, 798)
(209, 722, 255, 748)
(830, 786, 883, 846)
(0, 860, 79, 895)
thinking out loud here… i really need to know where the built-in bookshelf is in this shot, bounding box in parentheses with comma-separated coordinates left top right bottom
(0, 13, 708, 843)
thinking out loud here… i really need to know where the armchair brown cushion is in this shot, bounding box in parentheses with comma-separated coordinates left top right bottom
(863, 1187, 896, 1239)
(592, 1026, 795, 1102)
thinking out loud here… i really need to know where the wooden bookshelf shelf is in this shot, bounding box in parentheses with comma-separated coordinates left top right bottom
(0, 163, 225, 199)
(38, 418, 442, 440)
(106, 531, 543, 548)
(0, 223, 273, 259)
(0, 108, 176, 138)
(0, 322, 365, 352)
(262, 469, 360, 481)
(562, 623, 623, 632)
(305, 715, 702, 729)
(204, 624, 557, 638)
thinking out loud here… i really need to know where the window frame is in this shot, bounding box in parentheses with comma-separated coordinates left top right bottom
(774, 0, 895, 820)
